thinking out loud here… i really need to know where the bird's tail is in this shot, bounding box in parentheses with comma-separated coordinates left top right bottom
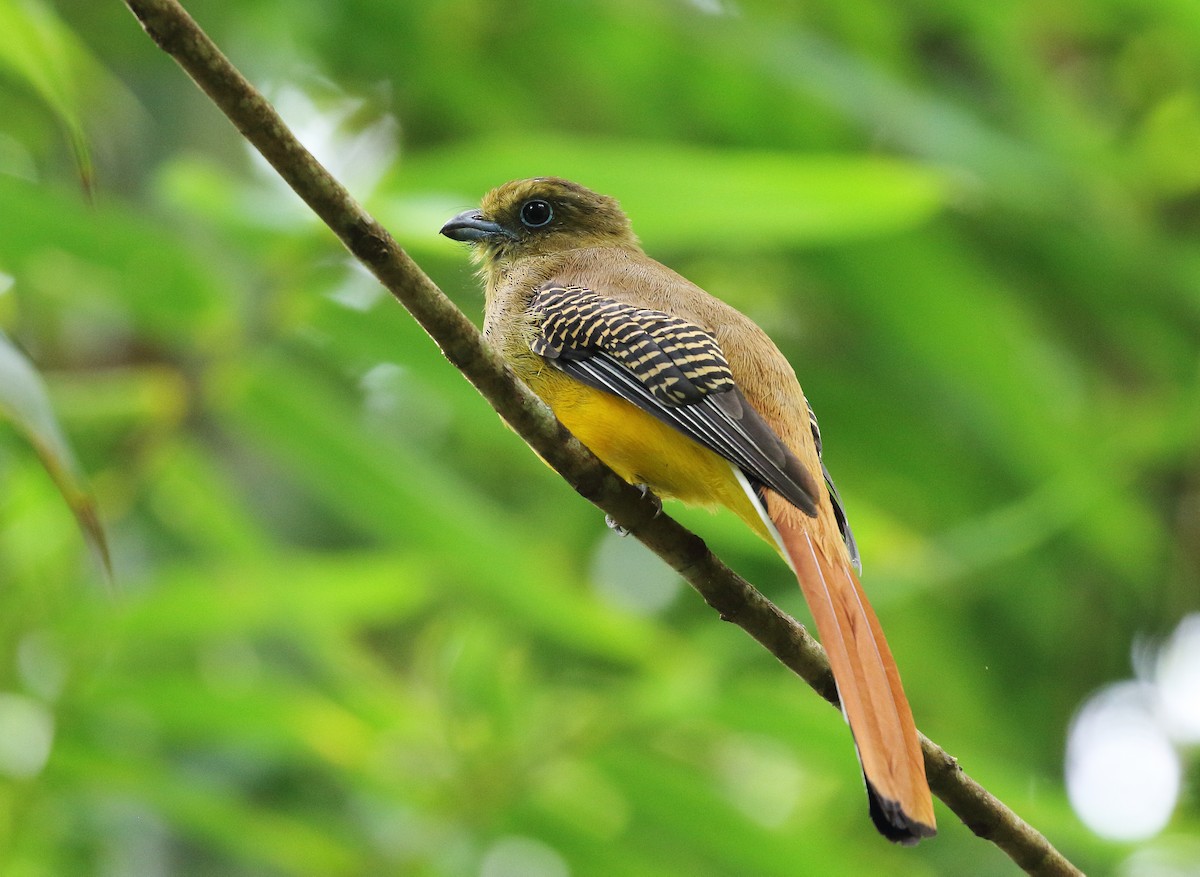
(763, 490, 936, 843)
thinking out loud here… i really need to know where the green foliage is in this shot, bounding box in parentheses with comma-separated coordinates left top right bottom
(0, 328, 109, 581)
(0, 0, 101, 187)
(0, 0, 1197, 875)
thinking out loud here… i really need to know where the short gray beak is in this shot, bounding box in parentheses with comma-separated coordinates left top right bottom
(440, 209, 510, 242)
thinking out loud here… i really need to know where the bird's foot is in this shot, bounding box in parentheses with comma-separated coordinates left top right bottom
(641, 484, 663, 519)
(603, 514, 628, 535)
(605, 484, 661, 535)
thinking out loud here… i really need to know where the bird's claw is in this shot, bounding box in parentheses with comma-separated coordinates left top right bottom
(605, 484, 662, 535)
(604, 513, 629, 535)
(640, 483, 663, 519)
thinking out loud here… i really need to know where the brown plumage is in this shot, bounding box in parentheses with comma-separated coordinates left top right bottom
(441, 177, 936, 843)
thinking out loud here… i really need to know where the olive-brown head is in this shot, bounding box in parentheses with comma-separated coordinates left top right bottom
(440, 178, 639, 264)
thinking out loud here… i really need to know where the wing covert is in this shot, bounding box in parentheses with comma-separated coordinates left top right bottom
(529, 282, 819, 516)
(532, 284, 734, 406)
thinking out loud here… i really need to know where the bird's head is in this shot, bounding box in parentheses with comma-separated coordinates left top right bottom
(440, 178, 638, 264)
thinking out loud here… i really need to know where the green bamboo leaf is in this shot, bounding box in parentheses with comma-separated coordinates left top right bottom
(0, 0, 97, 190)
(0, 329, 111, 582)
(0, 173, 229, 342)
(387, 136, 950, 252)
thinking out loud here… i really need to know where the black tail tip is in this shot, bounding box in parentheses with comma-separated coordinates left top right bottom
(867, 781, 937, 845)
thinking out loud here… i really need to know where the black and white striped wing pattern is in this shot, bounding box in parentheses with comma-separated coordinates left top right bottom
(531, 283, 734, 404)
(529, 282, 819, 517)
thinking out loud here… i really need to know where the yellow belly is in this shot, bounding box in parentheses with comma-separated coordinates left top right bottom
(525, 366, 769, 541)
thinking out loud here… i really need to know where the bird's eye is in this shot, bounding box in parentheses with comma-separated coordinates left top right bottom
(520, 199, 553, 229)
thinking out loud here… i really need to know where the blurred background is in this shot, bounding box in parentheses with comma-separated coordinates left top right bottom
(0, 0, 1198, 874)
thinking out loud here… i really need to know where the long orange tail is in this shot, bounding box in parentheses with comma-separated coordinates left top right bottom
(766, 493, 936, 843)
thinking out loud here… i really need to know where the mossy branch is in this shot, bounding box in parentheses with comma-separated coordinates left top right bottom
(120, 1, 1083, 873)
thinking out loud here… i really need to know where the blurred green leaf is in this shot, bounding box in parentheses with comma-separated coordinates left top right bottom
(0, 0, 96, 188)
(390, 136, 951, 251)
(0, 172, 230, 342)
(0, 328, 109, 580)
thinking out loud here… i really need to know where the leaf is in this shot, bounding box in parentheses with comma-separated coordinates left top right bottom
(0, 173, 229, 342)
(387, 136, 951, 251)
(0, 0, 97, 190)
(0, 329, 111, 582)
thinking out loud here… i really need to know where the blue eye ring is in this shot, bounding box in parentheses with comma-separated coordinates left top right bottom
(520, 199, 553, 228)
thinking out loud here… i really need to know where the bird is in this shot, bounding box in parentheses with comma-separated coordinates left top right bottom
(440, 177, 936, 843)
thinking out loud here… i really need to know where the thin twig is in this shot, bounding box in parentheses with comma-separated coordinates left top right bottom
(119, 2, 1085, 873)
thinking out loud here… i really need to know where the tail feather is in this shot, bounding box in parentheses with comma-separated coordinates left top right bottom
(764, 492, 936, 843)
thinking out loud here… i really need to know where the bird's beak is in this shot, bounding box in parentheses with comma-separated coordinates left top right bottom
(440, 209, 511, 242)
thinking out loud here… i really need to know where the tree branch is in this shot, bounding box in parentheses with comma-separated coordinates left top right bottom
(119, 2, 1084, 873)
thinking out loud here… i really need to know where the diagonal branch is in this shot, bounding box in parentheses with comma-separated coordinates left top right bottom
(119, 1, 1083, 874)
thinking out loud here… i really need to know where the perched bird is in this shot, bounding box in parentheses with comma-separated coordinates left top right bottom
(441, 178, 936, 843)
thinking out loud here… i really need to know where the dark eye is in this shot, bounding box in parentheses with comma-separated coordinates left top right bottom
(520, 199, 553, 229)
